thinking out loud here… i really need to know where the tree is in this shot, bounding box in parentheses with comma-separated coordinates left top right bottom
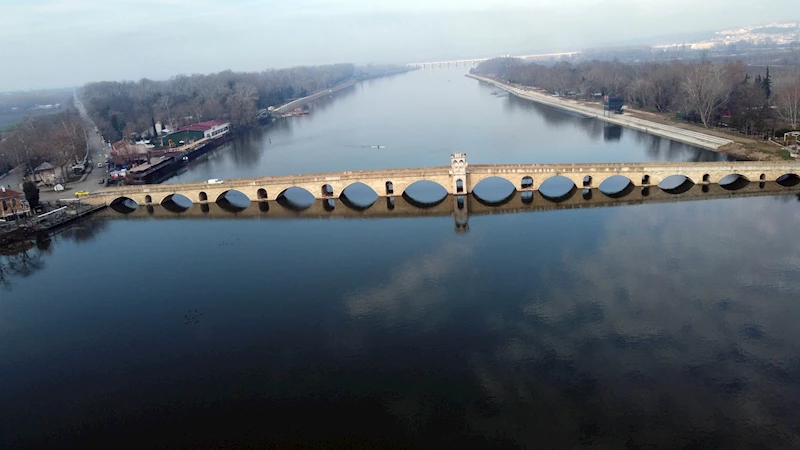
(22, 180, 39, 209)
(776, 79, 800, 129)
(763, 67, 773, 98)
(682, 63, 731, 128)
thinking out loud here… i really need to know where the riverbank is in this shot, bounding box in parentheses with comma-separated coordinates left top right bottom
(0, 202, 106, 247)
(271, 80, 358, 115)
(270, 68, 415, 116)
(466, 74, 788, 160)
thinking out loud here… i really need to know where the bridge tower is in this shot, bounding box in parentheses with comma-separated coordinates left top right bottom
(450, 152, 469, 195)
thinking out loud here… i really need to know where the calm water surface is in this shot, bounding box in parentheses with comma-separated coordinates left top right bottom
(2, 68, 800, 448)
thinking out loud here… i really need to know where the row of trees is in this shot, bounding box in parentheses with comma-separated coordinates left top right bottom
(0, 109, 88, 181)
(473, 58, 800, 135)
(79, 64, 400, 142)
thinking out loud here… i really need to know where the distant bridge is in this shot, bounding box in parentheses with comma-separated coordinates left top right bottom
(82, 154, 800, 211)
(406, 52, 581, 68)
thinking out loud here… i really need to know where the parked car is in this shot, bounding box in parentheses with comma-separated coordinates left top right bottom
(207, 179, 224, 184)
(75, 191, 89, 197)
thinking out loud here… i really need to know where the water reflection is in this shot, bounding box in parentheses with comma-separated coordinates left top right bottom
(4, 192, 800, 447)
(0, 219, 108, 289)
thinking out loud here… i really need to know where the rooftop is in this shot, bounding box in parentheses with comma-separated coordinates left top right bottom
(178, 120, 228, 132)
(0, 189, 24, 199)
(34, 162, 56, 171)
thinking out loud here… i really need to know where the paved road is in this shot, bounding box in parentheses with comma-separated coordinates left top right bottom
(2, 93, 109, 202)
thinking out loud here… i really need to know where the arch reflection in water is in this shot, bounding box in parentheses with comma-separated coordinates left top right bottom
(598, 175, 635, 199)
(719, 174, 750, 191)
(161, 194, 193, 213)
(216, 190, 250, 212)
(402, 180, 448, 207)
(109, 197, 138, 214)
(538, 176, 578, 203)
(659, 175, 695, 194)
(777, 174, 800, 187)
(339, 182, 378, 210)
(471, 176, 516, 206)
(521, 191, 534, 204)
(276, 186, 315, 210)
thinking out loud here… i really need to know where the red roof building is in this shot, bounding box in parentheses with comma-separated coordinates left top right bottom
(178, 120, 229, 132)
(177, 120, 230, 139)
(0, 188, 30, 219)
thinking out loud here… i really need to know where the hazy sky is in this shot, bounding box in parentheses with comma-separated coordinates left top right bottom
(0, 0, 794, 90)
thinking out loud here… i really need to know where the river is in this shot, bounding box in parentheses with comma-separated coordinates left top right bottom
(2, 68, 800, 448)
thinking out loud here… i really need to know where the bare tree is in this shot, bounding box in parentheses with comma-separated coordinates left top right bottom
(683, 63, 731, 128)
(776, 79, 800, 129)
(156, 95, 173, 130)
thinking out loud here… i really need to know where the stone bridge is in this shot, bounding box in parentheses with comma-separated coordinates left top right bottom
(82, 153, 800, 207)
(98, 182, 800, 233)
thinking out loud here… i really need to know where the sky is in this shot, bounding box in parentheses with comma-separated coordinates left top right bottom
(0, 0, 795, 90)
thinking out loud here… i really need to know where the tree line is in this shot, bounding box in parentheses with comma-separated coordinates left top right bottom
(0, 109, 87, 181)
(472, 58, 800, 136)
(79, 64, 407, 143)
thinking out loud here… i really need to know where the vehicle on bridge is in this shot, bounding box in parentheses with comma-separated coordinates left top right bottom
(207, 179, 224, 184)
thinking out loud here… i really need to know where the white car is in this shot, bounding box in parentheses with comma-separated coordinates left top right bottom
(207, 179, 224, 184)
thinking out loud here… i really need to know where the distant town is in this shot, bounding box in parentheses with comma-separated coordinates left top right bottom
(653, 22, 800, 51)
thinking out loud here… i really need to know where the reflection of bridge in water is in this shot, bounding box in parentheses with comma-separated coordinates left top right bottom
(100, 182, 800, 234)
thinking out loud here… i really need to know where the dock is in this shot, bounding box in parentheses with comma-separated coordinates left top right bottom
(0, 203, 107, 246)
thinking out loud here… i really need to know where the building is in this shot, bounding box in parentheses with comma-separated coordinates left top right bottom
(182, 120, 230, 139)
(33, 162, 59, 185)
(159, 120, 230, 149)
(111, 140, 149, 166)
(0, 188, 31, 220)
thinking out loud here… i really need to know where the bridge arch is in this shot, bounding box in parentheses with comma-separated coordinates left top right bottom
(658, 175, 695, 194)
(109, 197, 138, 214)
(401, 180, 448, 207)
(145, 195, 152, 204)
(471, 176, 516, 205)
(340, 182, 379, 210)
(719, 174, 750, 191)
(199, 191, 208, 202)
(385, 181, 394, 195)
(777, 173, 800, 187)
(598, 175, 635, 199)
(213, 190, 252, 212)
(399, 180, 449, 200)
(257, 188, 268, 200)
(161, 194, 192, 212)
(538, 176, 578, 202)
(521, 176, 534, 190)
(276, 186, 315, 210)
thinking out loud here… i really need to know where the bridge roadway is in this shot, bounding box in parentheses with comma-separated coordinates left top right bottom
(97, 182, 800, 227)
(82, 158, 800, 208)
